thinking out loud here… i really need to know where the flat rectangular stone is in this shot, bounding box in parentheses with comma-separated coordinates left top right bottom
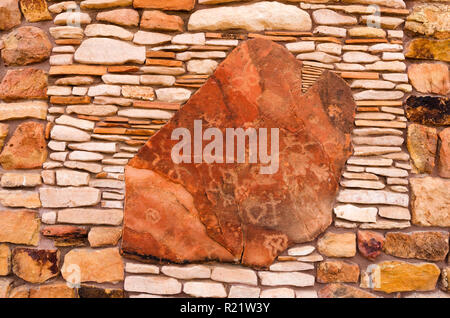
(183, 282, 226, 298)
(40, 187, 101, 208)
(1, 173, 42, 188)
(0, 102, 47, 121)
(334, 204, 378, 222)
(0, 211, 40, 246)
(211, 266, 257, 286)
(58, 208, 123, 225)
(161, 265, 210, 279)
(258, 272, 315, 287)
(125, 276, 181, 295)
(125, 263, 159, 274)
(337, 190, 409, 207)
(49, 65, 107, 76)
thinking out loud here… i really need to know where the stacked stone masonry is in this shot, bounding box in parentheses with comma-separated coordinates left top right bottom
(0, 0, 448, 298)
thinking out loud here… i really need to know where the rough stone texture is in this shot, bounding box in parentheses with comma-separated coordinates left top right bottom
(0, 0, 21, 31)
(122, 39, 356, 268)
(318, 283, 377, 298)
(80, 0, 132, 9)
(211, 266, 257, 285)
(29, 283, 77, 298)
(0, 122, 47, 170)
(57, 208, 123, 225)
(141, 10, 184, 32)
(1, 26, 52, 66)
(406, 96, 449, 126)
(74, 38, 146, 65)
(361, 261, 441, 293)
(405, 4, 450, 39)
(0, 68, 48, 101)
(40, 187, 101, 208)
(383, 232, 449, 261)
(438, 128, 450, 178)
(357, 230, 385, 261)
(0, 244, 10, 276)
(313, 9, 357, 25)
(408, 64, 450, 95)
(442, 267, 449, 292)
(97, 9, 139, 27)
(183, 281, 227, 298)
(19, 0, 52, 22)
(405, 38, 450, 62)
(407, 123, 437, 174)
(317, 232, 356, 258)
(88, 227, 122, 247)
(12, 248, 59, 283)
(0, 210, 40, 246)
(41, 225, 88, 247)
(317, 261, 359, 283)
(188, 2, 312, 32)
(410, 177, 450, 227)
(125, 275, 182, 295)
(134, 0, 195, 10)
(61, 248, 124, 283)
(258, 271, 315, 287)
(78, 285, 124, 298)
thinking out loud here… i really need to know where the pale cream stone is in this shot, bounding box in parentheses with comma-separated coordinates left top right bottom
(40, 187, 101, 208)
(94, 96, 133, 106)
(66, 105, 118, 117)
(117, 109, 174, 120)
(68, 151, 104, 161)
(0, 102, 48, 121)
(228, 285, 260, 298)
(366, 61, 406, 72)
(317, 42, 342, 55)
(335, 63, 365, 71)
(172, 33, 205, 45)
(56, 170, 90, 186)
(313, 25, 346, 37)
(395, 84, 412, 92)
(183, 282, 226, 298)
(75, 38, 145, 65)
(342, 0, 405, 9)
(133, 31, 172, 45)
(348, 27, 386, 38)
(41, 170, 56, 185)
(211, 266, 257, 286)
(343, 45, 369, 51)
(85, 24, 133, 41)
(295, 289, 318, 298)
(354, 146, 403, 155)
(347, 156, 393, 166)
(341, 179, 385, 189)
(369, 43, 402, 53)
(269, 262, 314, 272)
(141, 66, 186, 75)
(80, 0, 132, 9)
(334, 204, 378, 222)
(41, 211, 57, 225)
(176, 51, 226, 61)
(102, 74, 140, 85)
(382, 52, 405, 61)
(50, 152, 68, 161)
(188, 2, 312, 32)
(53, 46, 75, 53)
(366, 167, 408, 177)
(88, 84, 121, 97)
(55, 115, 95, 131)
(121, 85, 154, 100)
(125, 263, 159, 274)
(58, 208, 123, 225)
(50, 26, 84, 39)
(54, 12, 92, 25)
(68, 142, 117, 153)
(89, 179, 124, 189)
(285, 41, 315, 53)
(50, 54, 74, 66)
(382, 73, 408, 82)
(388, 30, 403, 38)
(351, 80, 394, 89)
(51, 125, 91, 142)
(156, 88, 191, 103)
(47, 86, 72, 96)
(297, 253, 324, 263)
(337, 190, 409, 207)
(258, 272, 314, 287)
(161, 265, 210, 279)
(260, 288, 295, 298)
(353, 90, 404, 101)
(297, 52, 341, 63)
(1, 173, 41, 188)
(288, 246, 315, 256)
(343, 52, 379, 63)
(187, 59, 218, 74)
(352, 135, 403, 146)
(313, 9, 357, 25)
(360, 220, 410, 229)
(140, 75, 176, 86)
(360, 15, 404, 29)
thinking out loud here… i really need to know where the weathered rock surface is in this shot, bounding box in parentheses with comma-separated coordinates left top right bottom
(318, 283, 377, 298)
(383, 232, 449, 261)
(97, 8, 139, 27)
(19, 0, 52, 22)
(188, 2, 312, 32)
(361, 261, 441, 293)
(12, 248, 59, 283)
(0, 122, 47, 170)
(74, 38, 146, 65)
(407, 123, 437, 174)
(317, 232, 356, 258)
(0, 68, 48, 101)
(405, 38, 450, 62)
(41, 225, 88, 247)
(438, 128, 450, 178)
(141, 10, 184, 31)
(78, 285, 124, 298)
(0, 244, 10, 276)
(133, 0, 195, 10)
(29, 282, 77, 298)
(1, 26, 52, 66)
(410, 177, 450, 227)
(122, 39, 356, 268)
(406, 96, 449, 126)
(40, 187, 101, 208)
(317, 261, 359, 283)
(0, 211, 40, 246)
(408, 64, 449, 95)
(0, 0, 22, 31)
(357, 230, 385, 261)
(61, 248, 124, 283)
(405, 4, 450, 39)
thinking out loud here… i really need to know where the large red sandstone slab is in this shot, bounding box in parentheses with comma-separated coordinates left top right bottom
(122, 39, 356, 268)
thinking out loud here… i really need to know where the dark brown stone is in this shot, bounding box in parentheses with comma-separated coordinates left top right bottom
(0, 68, 48, 101)
(122, 38, 356, 268)
(357, 230, 385, 261)
(1, 26, 52, 66)
(316, 260, 360, 283)
(78, 285, 124, 298)
(318, 283, 377, 298)
(405, 38, 450, 62)
(12, 248, 60, 283)
(41, 225, 88, 247)
(406, 96, 450, 126)
(0, 122, 47, 170)
(383, 232, 449, 261)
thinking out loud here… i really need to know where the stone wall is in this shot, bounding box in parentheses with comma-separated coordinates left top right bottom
(0, 0, 448, 298)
